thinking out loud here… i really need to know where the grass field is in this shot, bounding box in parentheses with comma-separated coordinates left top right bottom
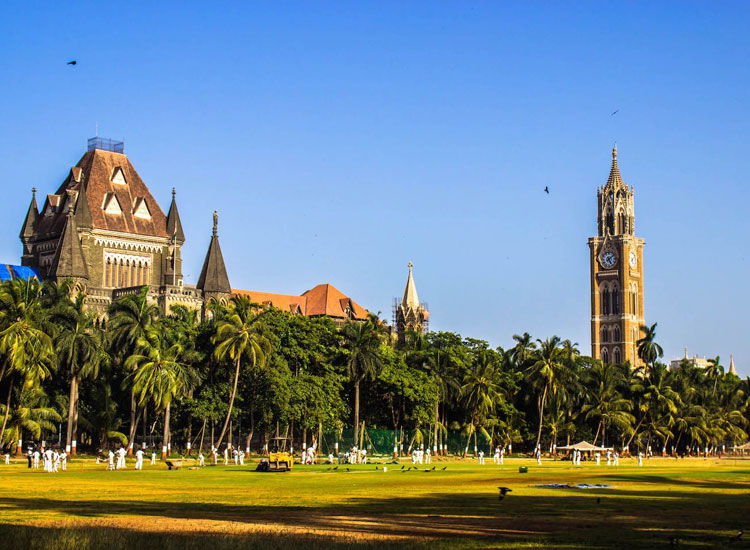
(0, 455, 748, 549)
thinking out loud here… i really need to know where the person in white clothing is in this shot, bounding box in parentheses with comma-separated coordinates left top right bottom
(33, 450, 40, 469)
(637, 451, 643, 467)
(135, 448, 144, 470)
(606, 450, 612, 466)
(596, 452, 601, 466)
(425, 449, 431, 464)
(223, 447, 229, 465)
(478, 450, 485, 465)
(198, 453, 205, 466)
(233, 448, 239, 465)
(613, 451, 619, 466)
(239, 450, 245, 465)
(536, 448, 542, 465)
(52, 451, 60, 473)
(60, 451, 67, 471)
(108, 450, 115, 470)
(301, 448, 307, 465)
(500, 448, 505, 465)
(45, 449, 53, 472)
(117, 447, 127, 469)
(493, 446, 500, 464)
(4, 453, 8, 465)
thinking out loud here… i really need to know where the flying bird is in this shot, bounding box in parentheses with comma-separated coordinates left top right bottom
(498, 487, 513, 501)
(544, 186, 550, 194)
(67, 60, 77, 66)
(611, 109, 619, 116)
(401, 465, 405, 470)
(333, 466, 338, 471)
(441, 466, 447, 471)
(729, 530, 743, 542)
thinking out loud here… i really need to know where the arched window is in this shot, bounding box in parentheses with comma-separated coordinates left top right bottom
(105, 259, 112, 287)
(613, 347, 621, 365)
(617, 210, 626, 235)
(633, 286, 638, 316)
(613, 325, 621, 342)
(601, 326, 609, 343)
(601, 285, 610, 315)
(612, 286, 620, 314)
(606, 209, 614, 234)
(602, 347, 609, 364)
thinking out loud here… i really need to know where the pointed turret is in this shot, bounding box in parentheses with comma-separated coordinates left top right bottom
(49, 190, 89, 281)
(197, 211, 231, 296)
(728, 355, 737, 376)
(166, 188, 185, 243)
(605, 145, 626, 191)
(402, 262, 420, 310)
(74, 178, 93, 229)
(19, 188, 38, 239)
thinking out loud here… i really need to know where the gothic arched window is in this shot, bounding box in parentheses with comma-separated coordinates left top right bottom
(602, 347, 609, 364)
(612, 286, 620, 314)
(601, 285, 610, 315)
(602, 326, 609, 343)
(606, 208, 614, 234)
(617, 210, 626, 235)
(613, 347, 621, 365)
(613, 325, 621, 342)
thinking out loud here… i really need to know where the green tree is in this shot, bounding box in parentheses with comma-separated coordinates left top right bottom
(525, 336, 567, 450)
(637, 323, 663, 369)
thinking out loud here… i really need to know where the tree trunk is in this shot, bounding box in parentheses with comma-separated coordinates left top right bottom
(433, 398, 439, 454)
(142, 402, 148, 447)
(198, 418, 207, 454)
(127, 389, 138, 455)
(592, 420, 602, 446)
(72, 379, 80, 455)
(162, 404, 170, 458)
(535, 384, 548, 449)
(0, 378, 15, 447)
(65, 376, 77, 454)
(214, 356, 241, 450)
(186, 419, 193, 456)
(353, 379, 360, 448)
(625, 415, 646, 449)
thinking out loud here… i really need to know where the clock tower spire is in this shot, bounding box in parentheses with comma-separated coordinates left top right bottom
(588, 147, 645, 366)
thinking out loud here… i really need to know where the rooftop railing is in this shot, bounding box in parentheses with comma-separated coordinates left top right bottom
(88, 137, 124, 153)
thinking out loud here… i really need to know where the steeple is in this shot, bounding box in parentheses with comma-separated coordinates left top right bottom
(728, 354, 737, 376)
(401, 262, 420, 310)
(605, 145, 626, 191)
(166, 188, 185, 242)
(74, 178, 93, 229)
(197, 210, 231, 295)
(49, 190, 89, 281)
(19, 188, 38, 239)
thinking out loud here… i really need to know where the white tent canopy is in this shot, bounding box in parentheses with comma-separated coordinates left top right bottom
(556, 441, 612, 452)
(735, 442, 750, 451)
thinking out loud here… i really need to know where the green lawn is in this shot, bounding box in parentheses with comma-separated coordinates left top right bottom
(0, 455, 748, 549)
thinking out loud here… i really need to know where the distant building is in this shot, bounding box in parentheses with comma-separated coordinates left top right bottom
(394, 262, 429, 341)
(669, 348, 738, 375)
(16, 137, 371, 321)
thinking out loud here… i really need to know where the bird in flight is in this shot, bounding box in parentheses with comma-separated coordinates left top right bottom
(67, 60, 77, 66)
(544, 186, 550, 194)
(498, 487, 513, 501)
(611, 109, 619, 116)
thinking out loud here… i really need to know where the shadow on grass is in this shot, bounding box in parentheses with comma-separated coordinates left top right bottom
(0, 486, 749, 549)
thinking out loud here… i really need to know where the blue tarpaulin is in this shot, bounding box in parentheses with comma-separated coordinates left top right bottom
(9, 265, 40, 280)
(0, 265, 12, 281)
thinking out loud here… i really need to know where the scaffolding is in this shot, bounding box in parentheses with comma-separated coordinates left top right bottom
(392, 297, 429, 335)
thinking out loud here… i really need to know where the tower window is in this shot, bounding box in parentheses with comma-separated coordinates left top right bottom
(613, 347, 621, 365)
(602, 347, 609, 364)
(602, 326, 609, 343)
(601, 286, 610, 315)
(613, 325, 621, 342)
(612, 287, 620, 314)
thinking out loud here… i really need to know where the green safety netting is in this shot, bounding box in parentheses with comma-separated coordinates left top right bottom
(318, 428, 495, 456)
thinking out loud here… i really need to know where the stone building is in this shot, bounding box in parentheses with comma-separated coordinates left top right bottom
(588, 146, 645, 366)
(18, 137, 370, 321)
(394, 262, 429, 340)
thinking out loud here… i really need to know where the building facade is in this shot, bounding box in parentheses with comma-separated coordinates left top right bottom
(588, 147, 645, 366)
(19, 138, 371, 322)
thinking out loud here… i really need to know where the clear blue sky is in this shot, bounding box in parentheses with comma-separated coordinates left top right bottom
(1, 2, 748, 376)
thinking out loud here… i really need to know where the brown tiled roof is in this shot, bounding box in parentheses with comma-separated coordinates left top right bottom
(231, 289, 307, 314)
(231, 283, 369, 320)
(34, 149, 168, 239)
(302, 284, 369, 320)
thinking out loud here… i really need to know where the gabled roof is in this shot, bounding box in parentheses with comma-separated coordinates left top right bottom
(49, 192, 89, 280)
(196, 211, 231, 294)
(19, 188, 38, 239)
(33, 149, 168, 238)
(166, 188, 185, 242)
(231, 289, 307, 314)
(302, 283, 369, 320)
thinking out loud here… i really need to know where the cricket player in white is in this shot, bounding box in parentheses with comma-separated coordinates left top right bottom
(135, 448, 144, 470)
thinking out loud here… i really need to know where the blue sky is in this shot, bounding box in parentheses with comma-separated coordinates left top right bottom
(1, 2, 748, 376)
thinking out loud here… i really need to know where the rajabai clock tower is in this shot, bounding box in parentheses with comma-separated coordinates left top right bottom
(588, 146, 645, 367)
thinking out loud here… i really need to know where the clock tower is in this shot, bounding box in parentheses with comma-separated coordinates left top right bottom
(588, 146, 645, 366)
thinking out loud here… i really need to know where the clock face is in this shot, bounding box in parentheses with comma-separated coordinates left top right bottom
(629, 251, 637, 268)
(601, 251, 617, 268)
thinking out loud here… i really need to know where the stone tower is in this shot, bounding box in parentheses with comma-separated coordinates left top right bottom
(395, 262, 429, 340)
(588, 147, 645, 366)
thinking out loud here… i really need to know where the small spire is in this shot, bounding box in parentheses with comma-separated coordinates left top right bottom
(401, 261, 420, 310)
(213, 210, 218, 236)
(612, 144, 617, 160)
(32, 187, 36, 198)
(729, 354, 737, 376)
(172, 187, 176, 197)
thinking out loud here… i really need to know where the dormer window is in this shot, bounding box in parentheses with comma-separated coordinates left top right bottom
(111, 167, 127, 185)
(102, 193, 122, 215)
(132, 197, 151, 220)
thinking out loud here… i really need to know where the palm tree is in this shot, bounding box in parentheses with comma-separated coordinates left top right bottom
(511, 332, 536, 370)
(525, 336, 567, 450)
(461, 350, 505, 456)
(626, 363, 680, 450)
(108, 286, 160, 453)
(0, 386, 61, 450)
(582, 362, 634, 447)
(0, 278, 55, 447)
(212, 295, 270, 451)
(340, 317, 383, 446)
(705, 356, 724, 397)
(127, 324, 200, 457)
(53, 293, 101, 455)
(637, 323, 663, 369)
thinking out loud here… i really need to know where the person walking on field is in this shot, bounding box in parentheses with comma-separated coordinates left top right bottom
(198, 453, 205, 467)
(135, 448, 144, 470)
(223, 447, 229, 466)
(637, 451, 643, 467)
(596, 452, 601, 466)
(606, 450, 612, 466)
(478, 450, 485, 465)
(108, 449, 115, 470)
(61, 450, 67, 471)
(614, 451, 619, 466)
(536, 448, 542, 466)
(4, 453, 9, 465)
(33, 449, 40, 469)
